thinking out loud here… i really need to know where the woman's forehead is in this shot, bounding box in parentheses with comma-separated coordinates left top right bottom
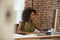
(31, 12, 35, 14)
(31, 12, 37, 15)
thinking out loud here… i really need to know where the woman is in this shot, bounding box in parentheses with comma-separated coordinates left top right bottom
(17, 7, 41, 35)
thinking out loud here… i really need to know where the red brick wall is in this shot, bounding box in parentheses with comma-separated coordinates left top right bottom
(25, 0, 31, 8)
(25, 0, 60, 32)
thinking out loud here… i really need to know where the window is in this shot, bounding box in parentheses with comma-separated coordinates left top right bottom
(14, 0, 25, 24)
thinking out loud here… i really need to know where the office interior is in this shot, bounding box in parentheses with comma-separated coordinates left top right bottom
(0, 0, 60, 40)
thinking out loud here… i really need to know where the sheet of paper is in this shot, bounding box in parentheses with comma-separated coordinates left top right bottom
(13, 34, 38, 38)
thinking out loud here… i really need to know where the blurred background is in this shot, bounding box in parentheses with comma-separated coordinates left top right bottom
(0, 0, 60, 40)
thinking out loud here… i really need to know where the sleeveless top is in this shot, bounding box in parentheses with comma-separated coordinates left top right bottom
(21, 22, 35, 32)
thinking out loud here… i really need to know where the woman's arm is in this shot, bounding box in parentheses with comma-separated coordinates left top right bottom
(17, 31, 37, 34)
(35, 23, 43, 33)
(17, 21, 23, 33)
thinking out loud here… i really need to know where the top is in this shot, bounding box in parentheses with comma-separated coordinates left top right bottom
(21, 22, 35, 32)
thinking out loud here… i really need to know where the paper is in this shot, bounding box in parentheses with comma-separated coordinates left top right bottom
(13, 34, 38, 38)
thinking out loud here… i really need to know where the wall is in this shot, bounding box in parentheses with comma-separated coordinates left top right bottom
(0, 0, 16, 40)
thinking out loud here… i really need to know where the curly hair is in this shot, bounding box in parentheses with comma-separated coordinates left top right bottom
(22, 7, 37, 23)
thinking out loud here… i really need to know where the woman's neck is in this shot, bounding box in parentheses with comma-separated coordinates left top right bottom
(28, 20, 32, 23)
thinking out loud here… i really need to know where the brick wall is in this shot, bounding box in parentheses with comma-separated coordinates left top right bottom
(25, 0, 60, 32)
(25, 0, 32, 8)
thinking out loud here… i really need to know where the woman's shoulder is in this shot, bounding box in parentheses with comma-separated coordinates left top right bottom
(19, 21, 23, 23)
(19, 21, 28, 25)
(19, 21, 24, 25)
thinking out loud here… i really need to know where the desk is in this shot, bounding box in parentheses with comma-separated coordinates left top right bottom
(13, 34, 60, 40)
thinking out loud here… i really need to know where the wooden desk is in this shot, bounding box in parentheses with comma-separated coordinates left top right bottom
(13, 34, 60, 40)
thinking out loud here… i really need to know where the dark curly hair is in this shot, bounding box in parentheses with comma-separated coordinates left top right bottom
(22, 7, 37, 23)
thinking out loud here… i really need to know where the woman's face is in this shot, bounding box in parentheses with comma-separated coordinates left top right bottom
(30, 12, 36, 21)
